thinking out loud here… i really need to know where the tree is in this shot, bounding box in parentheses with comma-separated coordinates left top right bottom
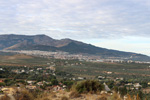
(119, 86, 127, 97)
(141, 82, 148, 88)
(75, 80, 104, 93)
(138, 91, 143, 100)
(51, 79, 58, 85)
(0, 82, 5, 86)
(113, 86, 118, 93)
(107, 81, 114, 89)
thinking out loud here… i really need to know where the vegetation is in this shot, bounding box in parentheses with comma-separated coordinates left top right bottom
(14, 89, 34, 100)
(0, 54, 150, 100)
(0, 80, 149, 100)
(69, 91, 81, 99)
(0, 94, 10, 100)
(0, 53, 150, 82)
(55, 61, 150, 82)
(61, 96, 69, 100)
(72, 80, 104, 93)
(0, 34, 148, 61)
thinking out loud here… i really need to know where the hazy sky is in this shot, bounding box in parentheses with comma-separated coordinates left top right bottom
(0, 0, 150, 55)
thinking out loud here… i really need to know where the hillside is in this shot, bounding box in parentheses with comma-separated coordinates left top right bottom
(0, 34, 149, 61)
(0, 34, 80, 50)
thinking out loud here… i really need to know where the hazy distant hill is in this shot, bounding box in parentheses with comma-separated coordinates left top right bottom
(0, 34, 149, 61)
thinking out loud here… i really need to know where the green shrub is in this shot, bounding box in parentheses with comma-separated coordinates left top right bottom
(0, 82, 5, 87)
(74, 80, 104, 93)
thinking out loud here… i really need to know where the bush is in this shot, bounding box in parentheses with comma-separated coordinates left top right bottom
(51, 79, 58, 85)
(14, 90, 34, 100)
(74, 80, 104, 93)
(0, 82, 5, 87)
(50, 92, 57, 98)
(118, 86, 127, 97)
(0, 94, 10, 100)
(61, 96, 69, 100)
(69, 91, 81, 98)
(96, 96, 107, 100)
(34, 92, 52, 100)
(111, 92, 121, 100)
(63, 81, 74, 89)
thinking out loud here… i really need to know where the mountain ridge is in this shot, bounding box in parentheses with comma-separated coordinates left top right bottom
(0, 34, 149, 61)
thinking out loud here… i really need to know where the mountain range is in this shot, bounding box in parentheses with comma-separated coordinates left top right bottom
(0, 34, 149, 61)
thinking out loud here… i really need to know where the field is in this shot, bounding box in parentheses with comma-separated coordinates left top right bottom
(55, 61, 150, 81)
(0, 52, 53, 67)
(0, 52, 150, 82)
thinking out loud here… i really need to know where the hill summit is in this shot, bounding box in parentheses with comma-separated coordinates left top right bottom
(0, 34, 149, 61)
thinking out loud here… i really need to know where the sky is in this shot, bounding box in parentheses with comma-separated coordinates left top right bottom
(0, 0, 150, 55)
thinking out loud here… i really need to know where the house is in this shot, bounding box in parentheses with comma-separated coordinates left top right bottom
(134, 83, 142, 89)
(107, 71, 112, 74)
(148, 82, 150, 85)
(98, 76, 105, 80)
(0, 68, 3, 71)
(12, 70, 19, 73)
(26, 85, 36, 90)
(142, 88, 150, 94)
(21, 70, 25, 73)
(72, 78, 76, 80)
(100, 91, 108, 94)
(125, 83, 133, 86)
(115, 77, 123, 81)
(63, 85, 66, 88)
(44, 81, 51, 85)
(0, 79, 4, 83)
(78, 77, 85, 80)
(103, 71, 112, 74)
(29, 70, 34, 72)
(27, 81, 35, 85)
(59, 83, 63, 85)
(124, 95, 128, 100)
(37, 82, 43, 86)
(50, 66, 56, 71)
(52, 85, 62, 91)
(37, 68, 42, 70)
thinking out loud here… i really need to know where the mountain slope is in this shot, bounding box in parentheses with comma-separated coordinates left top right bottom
(0, 34, 76, 49)
(59, 42, 149, 60)
(0, 34, 149, 61)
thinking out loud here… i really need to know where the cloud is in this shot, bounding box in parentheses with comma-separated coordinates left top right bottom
(0, 0, 150, 40)
(0, 0, 150, 55)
